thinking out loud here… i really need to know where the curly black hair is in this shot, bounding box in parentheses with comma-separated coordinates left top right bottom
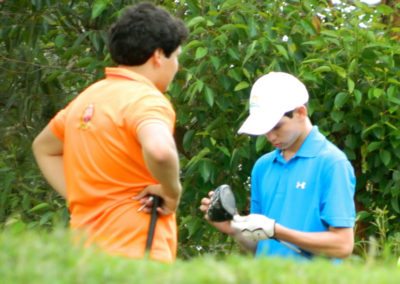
(108, 2, 188, 66)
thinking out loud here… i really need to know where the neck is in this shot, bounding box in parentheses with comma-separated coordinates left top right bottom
(282, 119, 313, 161)
(119, 64, 151, 79)
(118, 64, 160, 89)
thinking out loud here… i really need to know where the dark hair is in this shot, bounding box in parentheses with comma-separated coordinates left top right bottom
(284, 103, 309, 118)
(284, 110, 294, 118)
(108, 2, 188, 66)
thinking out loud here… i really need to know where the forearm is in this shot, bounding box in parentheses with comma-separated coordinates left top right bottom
(143, 147, 181, 198)
(274, 224, 354, 258)
(138, 122, 182, 199)
(32, 125, 66, 198)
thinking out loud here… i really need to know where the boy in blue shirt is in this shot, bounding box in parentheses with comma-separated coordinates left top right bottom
(200, 72, 356, 259)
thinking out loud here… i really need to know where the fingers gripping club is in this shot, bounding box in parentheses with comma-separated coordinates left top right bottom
(207, 184, 302, 254)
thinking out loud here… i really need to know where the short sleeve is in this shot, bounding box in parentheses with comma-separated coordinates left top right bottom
(250, 162, 262, 214)
(320, 159, 356, 228)
(49, 108, 67, 141)
(124, 94, 176, 137)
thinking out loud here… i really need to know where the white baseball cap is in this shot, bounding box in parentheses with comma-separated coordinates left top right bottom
(237, 72, 309, 135)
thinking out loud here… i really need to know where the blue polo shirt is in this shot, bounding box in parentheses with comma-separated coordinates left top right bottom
(250, 126, 356, 259)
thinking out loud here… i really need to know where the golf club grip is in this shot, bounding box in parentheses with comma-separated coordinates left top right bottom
(145, 195, 160, 251)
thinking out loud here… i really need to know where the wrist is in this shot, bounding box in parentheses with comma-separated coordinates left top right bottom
(272, 221, 276, 238)
(162, 183, 182, 199)
(262, 218, 276, 238)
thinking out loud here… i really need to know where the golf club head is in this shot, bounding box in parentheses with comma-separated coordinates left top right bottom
(207, 184, 238, 222)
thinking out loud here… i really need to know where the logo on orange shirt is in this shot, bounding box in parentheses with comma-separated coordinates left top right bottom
(79, 104, 94, 129)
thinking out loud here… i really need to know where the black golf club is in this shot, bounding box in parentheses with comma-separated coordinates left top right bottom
(145, 195, 160, 252)
(207, 184, 237, 222)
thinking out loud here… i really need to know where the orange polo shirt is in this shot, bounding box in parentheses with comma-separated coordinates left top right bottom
(50, 67, 177, 262)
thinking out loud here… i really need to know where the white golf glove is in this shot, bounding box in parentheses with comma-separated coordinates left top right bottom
(231, 214, 276, 241)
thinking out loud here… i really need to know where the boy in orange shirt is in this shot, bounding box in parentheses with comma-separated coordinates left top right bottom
(32, 3, 188, 262)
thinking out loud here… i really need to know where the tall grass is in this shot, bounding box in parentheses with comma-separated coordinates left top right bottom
(1, 226, 400, 284)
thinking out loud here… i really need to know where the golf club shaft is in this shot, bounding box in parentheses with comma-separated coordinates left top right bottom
(277, 240, 302, 254)
(145, 195, 160, 251)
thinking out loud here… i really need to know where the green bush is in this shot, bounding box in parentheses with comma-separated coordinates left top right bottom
(1, 226, 400, 284)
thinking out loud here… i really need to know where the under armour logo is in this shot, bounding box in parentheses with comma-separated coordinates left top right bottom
(296, 181, 306, 190)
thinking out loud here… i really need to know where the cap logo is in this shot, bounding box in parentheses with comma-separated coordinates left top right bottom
(249, 95, 263, 110)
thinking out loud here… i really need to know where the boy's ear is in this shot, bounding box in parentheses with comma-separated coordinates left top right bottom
(295, 105, 308, 118)
(151, 48, 164, 67)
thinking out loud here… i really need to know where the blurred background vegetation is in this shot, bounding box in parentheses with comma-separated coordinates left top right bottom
(1, 0, 400, 260)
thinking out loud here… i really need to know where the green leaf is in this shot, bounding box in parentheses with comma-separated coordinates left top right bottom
(313, 66, 331, 73)
(54, 34, 65, 48)
(331, 65, 347, 78)
(185, 148, 210, 168)
(380, 149, 391, 166)
(184, 40, 203, 51)
(299, 19, 316, 35)
(200, 160, 211, 182)
(393, 170, 400, 181)
(388, 78, 400, 86)
(384, 122, 398, 131)
(347, 78, 355, 94)
(362, 123, 380, 138)
(187, 16, 205, 28)
(334, 92, 348, 109)
(89, 31, 101, 52)
(228, 48, 240, 61)
(195, 80, 204, 93)
(242, 68, 251, 80)
(39, 212, 54, 225)
(320, 30, 339, 38)
(275, 45, 289, 60)
(353, 89, 362, 105)
(210, 56, 220, 70)
(370, 88, 385, 98)
(29, 203, 50, 213)
(376, 4, 394, 15)
(217, 146, 230, 157)
(348, 59, 358, 74)
(256, 136, 267, 153)
(302, 58, 325, 64)
(243, 40, 257, 65)
(91, 0, 109, 20)
(221, 0, 240, 10)
(234, 81, 249, 92)
(206, 20, 215, 27)
(391, 196, 400, 214)
(76, 57, 94, 67)
(183, 130, 195, 151)
(204, 86, 214, 107)
(366, 141, 382, 153)
(195, 47, 208, 60)
(356, 210, 371, 221)
(345, 135, 358, 149)
(330, 111, 344, 123)
(230, 149, 240, 169)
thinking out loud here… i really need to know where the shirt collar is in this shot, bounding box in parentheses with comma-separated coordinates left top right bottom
(105, 67, 158, 90)
(295, 126, 326, 158)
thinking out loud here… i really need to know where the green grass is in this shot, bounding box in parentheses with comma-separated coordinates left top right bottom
(1, 226, 400, 284)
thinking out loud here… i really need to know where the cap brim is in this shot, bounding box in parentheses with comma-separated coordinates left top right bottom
(237, 112, 284, 135)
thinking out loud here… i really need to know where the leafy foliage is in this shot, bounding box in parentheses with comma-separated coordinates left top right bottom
(1, 0, 400, 258)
